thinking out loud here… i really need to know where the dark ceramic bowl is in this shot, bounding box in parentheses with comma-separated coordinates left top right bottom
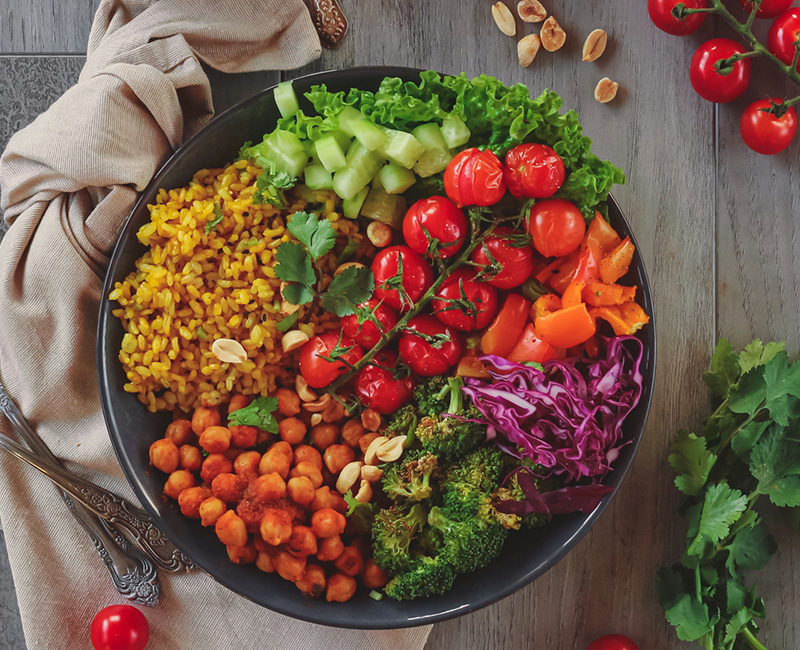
(98, 66, 656, 629)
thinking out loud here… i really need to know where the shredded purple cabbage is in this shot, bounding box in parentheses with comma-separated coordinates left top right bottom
(462, 335, 644, 482)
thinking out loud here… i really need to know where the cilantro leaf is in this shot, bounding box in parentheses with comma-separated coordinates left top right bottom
(276, 311, 299, 333)
(282, 282, 315, 306)
(343, 489, 375, 535)
(739, 340, 785, 375)
(725, 520, 776, 573)
(336, 237, 362, 265)
(703, 338, 740, 398)
(728, 369, 767, 418)
(320, 266, 375, 317)
(723, 608, 758, 645)
(664, 594, 714, 642)
(725, 579, 747, 614)
(227, 396, 279, 434)
(204, 203, 225, 234)
(656, 566, 688, 610)
(252, 167, 296, 207)
(687, 483, 747, 555)
(274, 242, 315, 306)
(762, 351, 800, 426)
(287, 211, 336, 260)
(730, 420, 770, 457)
(750, 425, 800, 507)
(669, 430, 717, 496)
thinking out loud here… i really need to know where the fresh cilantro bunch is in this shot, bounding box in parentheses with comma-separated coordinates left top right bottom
(658, 339, 800, 650)
(253, 166, 296, 207)
(227, 396, 279, 434)
(275, 211, 374, 317)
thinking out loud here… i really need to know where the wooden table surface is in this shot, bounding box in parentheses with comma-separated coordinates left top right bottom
(1, 2, 798, 649)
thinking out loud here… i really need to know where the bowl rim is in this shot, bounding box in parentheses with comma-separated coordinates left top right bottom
(97, 65, 657, 629)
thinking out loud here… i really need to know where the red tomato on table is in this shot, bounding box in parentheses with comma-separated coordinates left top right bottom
(402, 196, 467, 259)
(587, 633, 640, 650)
(444, 147, 506, 207)
(299, 332, 364, 388)
(470, 227, 536, 289)
(527, 199, 586, 258)
(648, 0, 708, 35)
(740, 98, 798, 155)
(689, 39, 751, 103)
(768, 8, 800, 71)
(90, 605, 149, 650)
(432, 268, 499, 331)
(399, 315, 463, 376)
(504, 143, 565, 199)
(371, 245, 434, 311)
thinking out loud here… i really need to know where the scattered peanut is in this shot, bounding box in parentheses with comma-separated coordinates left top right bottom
(281, 330, 309, 354)
(594, 77, 619, 103)
(517, 34, 541, 68)
(360, 465, 384, 482)
(491, 2, 516, 36)
(360, 409, 382, 432)
(367, 221, 393, 248)
(296, 375, 317, 402)
(363, 436, 388, 465)
(540, 16, 566, 52)
(322, 400, 347, 423)
(582, 29, 608, 62)
(354, 480, 373, 503)
(517, 0, 546, 23)
(376, 435, 407, 463)
(211, 338, 247, 364)
(336, 461, 363, 494)
(334, 262, 365, 277)
(303, 393, 332, 413)
(280, 300, 300, 316)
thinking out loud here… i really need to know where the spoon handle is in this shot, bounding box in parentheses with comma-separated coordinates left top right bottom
(304, 0, 349, 49)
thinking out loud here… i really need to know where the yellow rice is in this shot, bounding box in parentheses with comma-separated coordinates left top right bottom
(110, 160, 364, 413)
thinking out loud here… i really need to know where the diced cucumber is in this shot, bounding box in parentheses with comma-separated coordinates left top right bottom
(336, 106, 366, 137)
(273, 81, 300, 118)
(378, 163, 416, 194)
(304, 164, 333, 190)
(411, 123, 452, 178)
(351, 120, 388, 151)
(315, 134, 347, 172)
(361, 185, 407, 230)
(332, 140, 384, 200)
(441, 113, 471, 149)
(343, 186, 369, 219)
(379, 129, 425, 169)
(251, 130, 308, 178)
(328, 130, 354, 152)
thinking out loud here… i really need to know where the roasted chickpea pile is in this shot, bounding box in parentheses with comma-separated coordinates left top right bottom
(149, 386, 392, 602)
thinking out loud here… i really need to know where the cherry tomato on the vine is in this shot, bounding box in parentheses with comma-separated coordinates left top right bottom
(648, 0, 709, 35)
(689, 38, 752, 103)
(432, 268, 499, 331)
(470, 227, 536, 289)
(340, 298, 399, 349)
(398, 315, 463, 376)
(527, 199, 585, 258)
(354, 350, 415, 415)
(444, 147, 506, 207)
(402, 196, 468, 259)
(740, 98, 798, 155)
(90, 605, 150, 650)
(298, 332, 363, 389)
(586, 633, 641, 650)
(371, 245, 434, 312)
(504, 143, 566, 199)
(768, 8, 800, 72)
(740, 0, 793, 19)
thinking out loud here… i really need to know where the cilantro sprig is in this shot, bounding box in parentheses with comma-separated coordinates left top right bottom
(252, 165, 296, 208)
(658, 339, 800, 650)
(227, 396, 279, 434)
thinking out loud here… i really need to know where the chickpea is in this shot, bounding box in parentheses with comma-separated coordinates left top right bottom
(276, 388, 301, 416)
(252, 535, 271, 553)
(191, 406, 220, 435)
(274, 550, 306, 583)
(341, 419, 366, 447)
(250, 472, 287, 502)
(200, 453, 233, 484)
(323, 444, 356, 474)
(233, 450, 261, 482)
(199, 496, 227, 527)
(215, 510, 247, 547)
(293, 445, 323, 471)
(260, 507, 293, 546)
(165, 419, 194, 446)
(223, 446, 244, 462)
(326, 573, 357, 602)
(259, 441, 293, 479)
(310, 423, 340, 450)
(334, 545, 365, 577)
(149, 439, 179, 474)
(229, 424, 257, 448)
(288, 461, 323, 489)
(296, 564, 326, 598)
(311, 508, 346, 539)
(361, 559, 390, 589)
(228, 394, 250, 413)
(287, 476, 315, 506)
(287, 526, 318, 558)
(211, 473, 248, 504)
(199, 425, 231, 454)
(227, 542, 258, 565)
(309, 486, 348, 514)
(163, 469, 196, 500)
(316, 535, 344, 562)
(256, 551, 276, 573)
(358, 432, 382, 454)
(178, 444, 203, 472)
(177, 486, 211, 519)
(278, 417, 307, 445)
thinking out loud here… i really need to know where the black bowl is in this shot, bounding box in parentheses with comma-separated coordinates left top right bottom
(98, 66, 656, 629)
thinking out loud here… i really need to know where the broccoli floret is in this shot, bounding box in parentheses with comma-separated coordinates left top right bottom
(414, 375, 450, 417)
(385, 403, 418, 438)
(384, 555, 456, 600)
(371, 504, 427, 575)
(382, 449, 440, 503)
(427, 506, 507, 574)
(445, 446, 504, 492)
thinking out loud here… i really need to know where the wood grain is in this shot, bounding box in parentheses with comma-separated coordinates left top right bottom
(1, 1, 100, 53)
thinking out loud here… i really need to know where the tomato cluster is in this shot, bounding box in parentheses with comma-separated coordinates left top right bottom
(648, 0, 799, 155)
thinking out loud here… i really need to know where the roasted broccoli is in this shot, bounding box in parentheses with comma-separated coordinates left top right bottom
(427, 505, 507, 575)
(385, 403, 418, 438)
(415, 378, 486, 460)
(414, 375, 450, 417)
(381, 449, 440, 503)
(383, 555, 456, 601)
(371, 504, 427, 575)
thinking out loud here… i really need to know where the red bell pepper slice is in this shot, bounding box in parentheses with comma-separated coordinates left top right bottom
(480, 294, 531, 358)
(506, 323, 565, 364)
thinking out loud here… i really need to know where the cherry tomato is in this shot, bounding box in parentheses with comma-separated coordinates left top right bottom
(689, 38, 751, 103)
(399, 315, 463, 376)
(504, 143, 565, 199)
(740, 98, 798, 155)
(527, 199, 586, 258)
(371, 245, 434, 311)
(481, 294, 531, 358)
(648, 0, 708, 35)
(768, 8, 800, 71)
(432, 268, 499, 331)
(740, 0, 793, 18)
(587, 633, 641, 650)
(470, 227, 536, 289)
(90, 605, 149, 650)
(444, 147, 506, 207)
(298, 332, 364, 389)
(341, 298, 399, 349)
(354, 350, 415, 415)
(402, 196, 468, 259)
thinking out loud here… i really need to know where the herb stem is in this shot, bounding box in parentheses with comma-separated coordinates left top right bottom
(742, 627, 770, 650)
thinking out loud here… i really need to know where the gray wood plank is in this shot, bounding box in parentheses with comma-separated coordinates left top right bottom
(1, 1, 101, 54)
(290, 3, 717, 648)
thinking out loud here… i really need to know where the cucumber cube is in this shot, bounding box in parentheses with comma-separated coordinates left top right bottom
(304, 164, 333, 190)
(336, 106, 366, 137)
(441, 113, 471, 149)
(411, 123, 452, 178)
(273, 81, 300, 118)
(378, 163, 416, 194)
(379, 129, 425, 169)
(343, 186, 369, 219)
(361, 185, 407, 230)
(351, 120, 389, 151)
(315, 134, 347, 172)
(251, 130, 308, 179)
(332, 140, 384, 201)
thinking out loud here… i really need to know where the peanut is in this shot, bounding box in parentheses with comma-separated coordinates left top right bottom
(212, 339, 247, 364)
(336, 461, 363, 494)
(518, 34, 541, 68)
(582, 29, 608, 62)
(540, 16, 566, 52)
(491, 2, 516, 36)
(594, 77, 620, 103)
(517, 0, 546, 23)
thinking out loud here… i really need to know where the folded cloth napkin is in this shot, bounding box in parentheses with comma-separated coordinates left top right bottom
(0, 1, 432, 648)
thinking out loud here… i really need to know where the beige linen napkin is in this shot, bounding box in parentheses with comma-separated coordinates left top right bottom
(0, 1, 432, 648)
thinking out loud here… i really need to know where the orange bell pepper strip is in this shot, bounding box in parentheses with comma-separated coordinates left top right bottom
(561, 241, 601, 308)
(480, 294, 531, 358)
(506, 323, 565, 364)
(531, 293, 562, 320)
(535, 251, 579, 294)
(599, 237, 635, 284)
(590, 302, 650, 336)
(534, 303, 597, 349)
(586, 212, 621, 257)
(456, 355, 491, 379)
(583, 335, 601, 358)
(581, 281, 637, 306)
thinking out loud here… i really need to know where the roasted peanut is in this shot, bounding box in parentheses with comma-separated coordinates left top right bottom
(540, 16, 566, 52)
(582, 29, 608, 62)
(492, 2, 516, 36)
(594, 77, 619, 103)
(517, 0, 546, 22)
